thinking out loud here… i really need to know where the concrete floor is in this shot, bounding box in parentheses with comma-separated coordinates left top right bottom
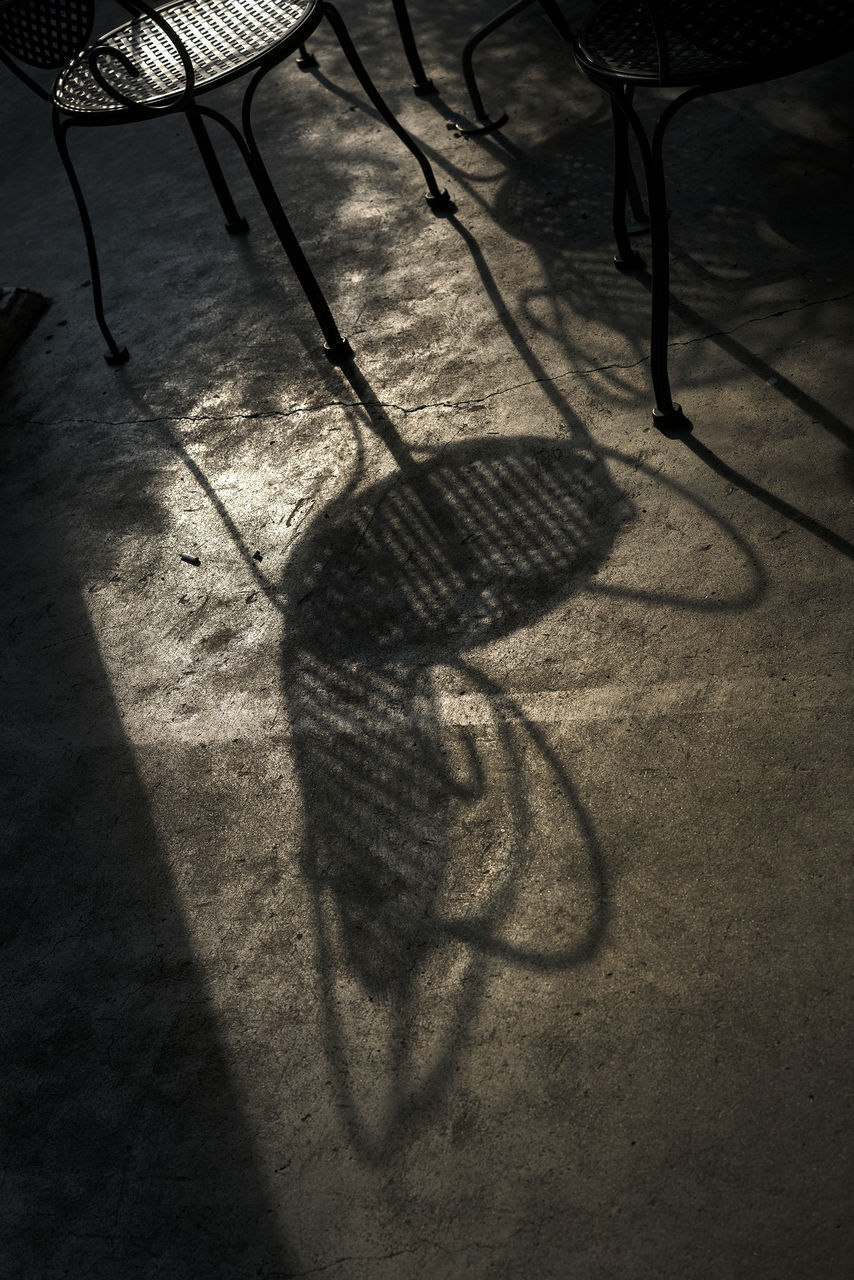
(1, 3, 852, 1277)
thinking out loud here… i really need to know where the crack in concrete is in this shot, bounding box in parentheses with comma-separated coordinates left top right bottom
(5, 287, 851, 432)
(672, 287, 854, 349)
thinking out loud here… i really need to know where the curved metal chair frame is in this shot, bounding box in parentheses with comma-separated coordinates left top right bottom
(457, 0, 535, 134)
(0, 0, 452, 366)
(460, 0, 854, 430)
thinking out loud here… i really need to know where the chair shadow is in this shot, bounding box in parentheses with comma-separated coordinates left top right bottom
(276, 362, 768, 1163)
(282, 418, 623, 1161)
(120, 347, 768, 1167)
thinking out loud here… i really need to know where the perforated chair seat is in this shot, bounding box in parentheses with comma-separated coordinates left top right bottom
(53, 0, 317, 115)
(0, 0, 452, 365)
(578, 0, 854, 87)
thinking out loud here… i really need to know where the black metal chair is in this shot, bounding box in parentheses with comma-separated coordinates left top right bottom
(461, 0, 854, 430)
(0, 0, 452, 366)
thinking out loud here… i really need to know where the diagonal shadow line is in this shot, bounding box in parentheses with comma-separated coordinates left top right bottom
(442, 212, 613, 434)
(601, 274, 854, 555)
(679, 432, 854, 559)
(667, 287, 854, 451)
(294, 62, 384, 123)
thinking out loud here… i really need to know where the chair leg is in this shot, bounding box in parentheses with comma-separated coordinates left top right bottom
(239, 79, 353, 362)
(644, 124, 690, 431)
(611, 98, 644, 272)
(186, 108, 249, 235)
(613, 94, 691, 432)
(615, 86, 650, 229)
(625, 151, 648, 229)
(390, 0, 436, 95)
(321, 2, 453, 211)
(296, 43, 317, 69)
(53, 114, 129, 367)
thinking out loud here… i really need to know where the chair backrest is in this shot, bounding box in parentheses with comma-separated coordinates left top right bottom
(0, 0, 202, 110)
(638, 0, 853, 83)
(0, 1, 94, 69)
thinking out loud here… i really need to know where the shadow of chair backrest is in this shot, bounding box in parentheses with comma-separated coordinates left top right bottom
(281, 435, 630, 1156)
(288, 436, 633, 663)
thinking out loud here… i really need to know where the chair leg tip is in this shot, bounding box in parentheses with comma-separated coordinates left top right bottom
(451, 111, 508, 136)
(426, 190, 455, 214)
(652, 403, 692, 435)
(412, 78, 438, 96)
(104, 346, 130, 367)
(226, 217, 250, 235)
(324, 337, 354, 364)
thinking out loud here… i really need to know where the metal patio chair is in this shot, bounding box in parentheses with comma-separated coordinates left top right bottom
(462, 0, 854, 430)
(0, 0, 452, 366)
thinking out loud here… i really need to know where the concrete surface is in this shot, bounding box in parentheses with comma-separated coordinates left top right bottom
(0, 288, 50, 368)
(1, 2, 852, 1277)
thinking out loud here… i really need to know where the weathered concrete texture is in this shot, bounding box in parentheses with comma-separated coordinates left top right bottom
(1, 3, 852, 1277)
